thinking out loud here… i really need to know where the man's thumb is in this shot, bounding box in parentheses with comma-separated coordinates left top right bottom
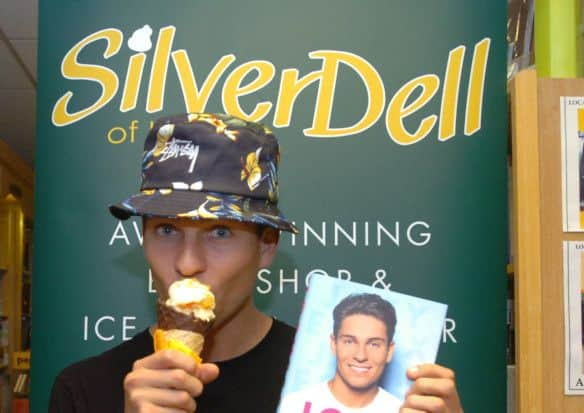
(196, 363, 220, 384)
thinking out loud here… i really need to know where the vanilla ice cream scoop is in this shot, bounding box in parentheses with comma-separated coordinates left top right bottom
(165, 278, 215, 322)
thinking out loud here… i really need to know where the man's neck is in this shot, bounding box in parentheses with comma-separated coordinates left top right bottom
(328, 377, 379, 408)
(201, 300, 272, 362)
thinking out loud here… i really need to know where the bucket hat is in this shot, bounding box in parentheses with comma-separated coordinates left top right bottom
(109, 113, 298, 233)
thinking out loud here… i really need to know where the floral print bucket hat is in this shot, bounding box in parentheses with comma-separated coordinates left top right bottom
(109, 113, 298, 233)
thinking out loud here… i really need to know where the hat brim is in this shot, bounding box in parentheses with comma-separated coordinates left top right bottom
(109, 189, 298, 233)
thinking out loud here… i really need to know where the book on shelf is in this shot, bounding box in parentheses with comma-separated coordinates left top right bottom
(13, 373, 28, 395)
(0, 317, 8, 367)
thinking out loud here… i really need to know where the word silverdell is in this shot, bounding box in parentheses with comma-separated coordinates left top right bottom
(52, 25, 491, 144)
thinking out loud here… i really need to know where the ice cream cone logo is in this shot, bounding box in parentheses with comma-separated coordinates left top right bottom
(127, 25, 153, 52)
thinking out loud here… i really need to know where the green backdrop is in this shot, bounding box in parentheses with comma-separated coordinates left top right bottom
(32, 1, 508, 411)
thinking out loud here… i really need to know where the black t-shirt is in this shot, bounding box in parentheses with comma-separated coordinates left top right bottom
(49, 319, 295, 413)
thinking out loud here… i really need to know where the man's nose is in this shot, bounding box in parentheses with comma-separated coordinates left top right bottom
(354, 344, 367, 362)
(175, 237, 206, 277)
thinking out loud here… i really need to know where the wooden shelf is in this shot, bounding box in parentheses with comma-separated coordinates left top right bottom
(0, 138, 33, 413)
(510, 68, 584, 413)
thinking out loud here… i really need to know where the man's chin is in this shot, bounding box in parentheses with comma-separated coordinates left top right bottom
(347, 382, 378, 393)
(339, 375, 379, 394)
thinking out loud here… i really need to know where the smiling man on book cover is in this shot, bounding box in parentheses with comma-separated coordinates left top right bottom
(277, 275, 453, 413)
(279, 293, 402, 412)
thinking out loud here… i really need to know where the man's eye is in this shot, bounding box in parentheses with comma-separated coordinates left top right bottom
(156, 224, 176, 236)
(211, 226, 232, 238)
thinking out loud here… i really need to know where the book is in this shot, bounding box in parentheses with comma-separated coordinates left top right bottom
(13, 373, 28, 394)
(560, 97, 584, 231)
(277, 275, 447, 413)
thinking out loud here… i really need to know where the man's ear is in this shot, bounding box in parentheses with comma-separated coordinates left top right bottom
(330, 334, 337, 355)
(385, 342, 395, 364)
(259, 227, 280, 267)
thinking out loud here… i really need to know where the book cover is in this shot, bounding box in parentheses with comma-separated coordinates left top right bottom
(277, 275, 447, 413)
(560, 97, 584, 231)
(563, 241, 584, 394)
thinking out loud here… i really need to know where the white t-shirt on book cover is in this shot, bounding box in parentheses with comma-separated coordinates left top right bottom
(278, 381, 401, 413)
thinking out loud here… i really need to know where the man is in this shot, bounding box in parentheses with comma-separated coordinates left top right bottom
(49, 113, 463, 413)
(279, 293, 400, 412)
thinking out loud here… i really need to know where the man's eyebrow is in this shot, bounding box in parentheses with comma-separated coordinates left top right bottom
(366, 337, 387, 343)
(338, 335, 387, 343)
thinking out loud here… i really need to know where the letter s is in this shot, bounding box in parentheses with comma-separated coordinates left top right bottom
(52, 28, 122, 127)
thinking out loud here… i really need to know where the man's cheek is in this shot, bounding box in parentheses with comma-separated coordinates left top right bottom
(151, 272, 170, 297)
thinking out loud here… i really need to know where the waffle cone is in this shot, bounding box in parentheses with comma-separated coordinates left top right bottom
(154, 300, 213, 363)
(154, 329, 204, 364)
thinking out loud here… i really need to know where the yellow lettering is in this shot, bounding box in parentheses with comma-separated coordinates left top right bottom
(172, 53, 236, 113)
(221, 60, 275, 121)
(273, 69, 323, 127)
(107, 126, 127, 144)
(120, 53, 146, 112)
(464, 38, 490, 136)
(304, 50, 385, 137)
(146, 26, 175, 113)
(51, 28, 122, 127)
(439, 46, 465, 141)
(386, 75, 440, 145)
(129, 120, 139, 143)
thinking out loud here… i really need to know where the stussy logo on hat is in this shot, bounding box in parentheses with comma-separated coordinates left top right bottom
(159, 139, 200, 174)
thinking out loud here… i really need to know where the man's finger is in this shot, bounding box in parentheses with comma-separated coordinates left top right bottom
(124, 368, 203, 397)
(402, 394, 448, 412)
(132, 404, 191, 413)
(405, 377, 457, 398)
(133, 350, 198, 373)
(127, 387, 196, 412)
(406, 364, 455, 381)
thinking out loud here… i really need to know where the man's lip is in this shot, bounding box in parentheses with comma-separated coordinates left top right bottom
(348, 363, 371, 373)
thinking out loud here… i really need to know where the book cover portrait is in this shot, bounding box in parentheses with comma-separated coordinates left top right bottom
(277, 275, 447, 412)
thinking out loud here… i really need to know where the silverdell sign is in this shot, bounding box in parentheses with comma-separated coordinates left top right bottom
(52, 25, 491, 145)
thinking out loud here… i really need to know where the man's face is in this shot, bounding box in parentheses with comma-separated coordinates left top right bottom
(143, 217, 278, 328)
(330, 314, 394, 392)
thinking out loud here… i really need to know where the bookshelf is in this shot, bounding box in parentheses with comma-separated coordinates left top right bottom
(510, 68, 584, 412)
(12, 351, 30, 413)
(0, 140, 33, 413)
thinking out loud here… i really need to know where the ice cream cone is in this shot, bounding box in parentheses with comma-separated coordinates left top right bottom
(153, 279, 215, 363)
